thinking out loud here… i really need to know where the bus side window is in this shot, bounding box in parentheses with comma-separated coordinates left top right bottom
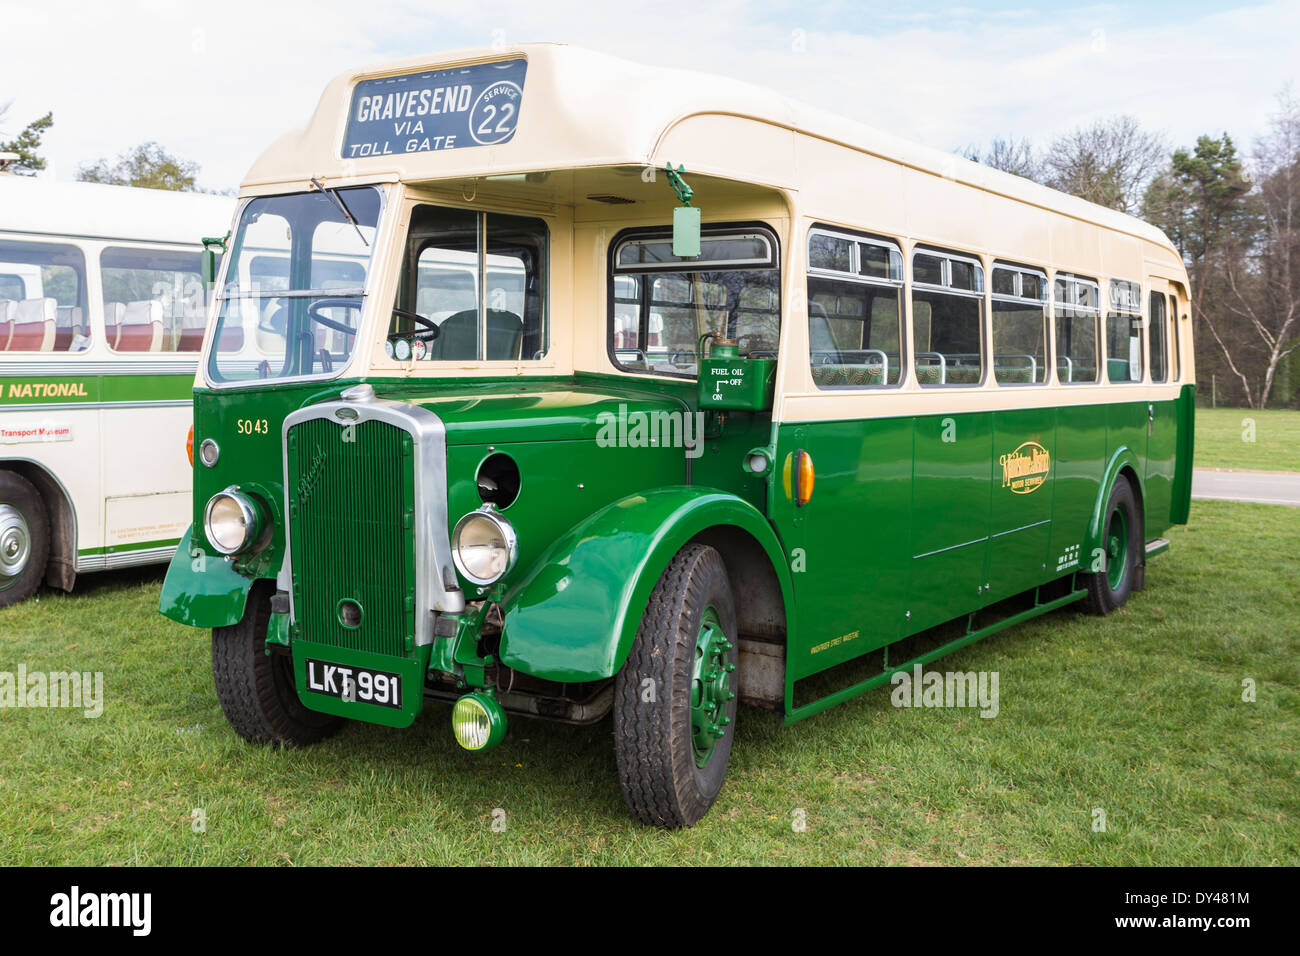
(911, 249, 984, 386)
(1149, 290, 1168, 383)
(609, 227, 780, 378)
(1054, 274, 1099, 383)
(991, 264, 1049, 385)
(1106, 279, 1143, 383)
(101, 246, 206, 353)
(806, 229, 903, 388)
(0, 239, 88, 352)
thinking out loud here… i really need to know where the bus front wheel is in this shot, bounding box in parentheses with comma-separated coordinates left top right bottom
(0, 471, 49, 608)
(614, 543, 739, 828)
(1084, 476, 1140, 616)
(211, 584, 344, 747)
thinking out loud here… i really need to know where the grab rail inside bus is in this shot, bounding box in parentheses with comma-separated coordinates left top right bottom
(993, 353, 1038, 382)
(915, 351, 947, 384)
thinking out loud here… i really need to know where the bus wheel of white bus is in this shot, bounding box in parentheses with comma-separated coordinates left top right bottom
(1084, 476, 1140, 616)
(211, 584, 344, 747)
(0, 472, 50, 608)
(614, 543, 739, 828)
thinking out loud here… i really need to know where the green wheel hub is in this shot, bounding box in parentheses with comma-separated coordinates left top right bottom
(1105, 507, 1129, 590)
(690, 606, 736, 768)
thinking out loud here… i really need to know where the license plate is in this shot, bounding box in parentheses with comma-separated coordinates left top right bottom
(304, 658, 403, 709)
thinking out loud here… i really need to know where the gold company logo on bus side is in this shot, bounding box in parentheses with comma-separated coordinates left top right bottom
(999, 441, 1051, 495)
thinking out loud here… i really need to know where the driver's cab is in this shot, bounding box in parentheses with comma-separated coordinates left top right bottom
(206, 186, 381, 383)
(204, 184, 551, 381)
(387, 203, 545, 363)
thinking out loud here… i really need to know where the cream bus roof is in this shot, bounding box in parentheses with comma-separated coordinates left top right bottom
(245, 42, 1175, 252)
(0, 175, 235, 245)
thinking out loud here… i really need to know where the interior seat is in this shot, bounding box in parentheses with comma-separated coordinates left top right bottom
(430, 309, 523, 360)
(103, 302, 126, 350)
(55, 306, 84, 351)
(0, 299, 15, 350)
(117, 300, 164, 352)
(8, 298, 56, 351)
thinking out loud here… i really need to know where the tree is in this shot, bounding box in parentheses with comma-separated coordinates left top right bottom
(1143, 134, 1259, 404)
(77, 141, 200, 191)
(963, 136, 1040, 181)
(0, 106, 54, 173)
(1220, 93, 1300, 408)
(1042, 115, 1166, 213)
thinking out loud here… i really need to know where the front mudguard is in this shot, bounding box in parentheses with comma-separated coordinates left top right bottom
(498, 487, 793, 683)
(158, 526, 256, 628)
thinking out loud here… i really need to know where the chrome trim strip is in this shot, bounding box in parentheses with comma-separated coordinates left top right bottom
(0, 400, 190, 411)
(218, 287, 367, 300)
(281, 393, 464, 649)
(0, 360, 200, 376)
(912, 535, 988, 561)
(76, 543, 178, 572)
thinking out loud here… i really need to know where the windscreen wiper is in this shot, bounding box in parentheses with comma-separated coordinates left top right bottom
(310, 178, 369, 248)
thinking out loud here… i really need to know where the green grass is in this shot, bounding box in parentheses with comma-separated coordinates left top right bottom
(1, 499, 1297, 865)
(1195, 407, 1300, 473)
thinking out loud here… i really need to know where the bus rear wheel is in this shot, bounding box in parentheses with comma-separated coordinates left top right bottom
(211, 585, 344, 747)
(0, 471, 49, 608)
(1084, 476, 1140, 615)
(614, 543, 739, 828)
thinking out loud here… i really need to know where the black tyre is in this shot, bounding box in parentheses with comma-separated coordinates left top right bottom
(0, 470, 49, 608)
(1083, 475, 1141, 616)
(212, 585, 344, 746)
(614, 543, 739, 828)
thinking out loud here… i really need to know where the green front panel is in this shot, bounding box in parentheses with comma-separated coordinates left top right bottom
(1145, 398, 1178, 535)
(292, 639, 429, 728)
(286, 416, 416, 657)
(987, 407, 1056, 601)
(773, 417, 913, 681)
(908, 411, 992, 632)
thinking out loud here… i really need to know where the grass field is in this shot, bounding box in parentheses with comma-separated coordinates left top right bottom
(1, 499, 1296, 866)
(1195, 407, 1300, 472)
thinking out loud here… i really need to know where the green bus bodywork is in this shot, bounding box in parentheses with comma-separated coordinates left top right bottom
(161, 371, 1194, 728)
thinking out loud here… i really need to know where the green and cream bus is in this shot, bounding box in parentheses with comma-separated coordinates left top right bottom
(159, 44, 1194, 828)
(0, 175, 234, 606)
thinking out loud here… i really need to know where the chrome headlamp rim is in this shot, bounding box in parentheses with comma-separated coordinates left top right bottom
(203, 486, 267, 556)
(451, 506, 518, 586)
(198, 438, 220, 467)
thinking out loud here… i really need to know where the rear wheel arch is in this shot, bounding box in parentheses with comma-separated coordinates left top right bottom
(2, 460, 76, 592)
(1086, 449, 1146, 559)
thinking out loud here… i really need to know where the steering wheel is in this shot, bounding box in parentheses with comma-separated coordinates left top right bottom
(387, 308, 440, 343)
(305, 296, 362, 335)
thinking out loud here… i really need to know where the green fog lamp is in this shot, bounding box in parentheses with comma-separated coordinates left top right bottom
(452, 693, 507, 751)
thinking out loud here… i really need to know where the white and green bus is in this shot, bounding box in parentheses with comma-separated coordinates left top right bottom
(0, 175, 234, 605)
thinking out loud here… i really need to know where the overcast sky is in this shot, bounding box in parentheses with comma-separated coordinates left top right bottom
(1, 0, 1295, 191)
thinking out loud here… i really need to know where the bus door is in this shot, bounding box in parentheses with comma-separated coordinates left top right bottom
(1143, 278, 1179, 530)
